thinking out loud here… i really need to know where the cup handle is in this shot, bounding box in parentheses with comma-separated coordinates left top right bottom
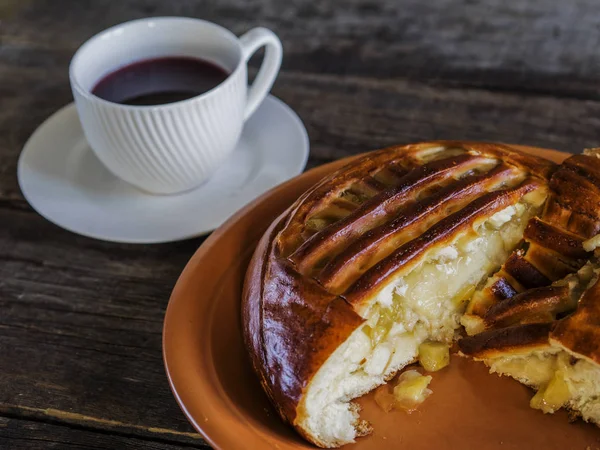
(239, 27, 283, 121)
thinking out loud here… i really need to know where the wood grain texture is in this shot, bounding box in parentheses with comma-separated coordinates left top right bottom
(3, 0, 600, 97)
(0, 206, 209, 444)
(1, 0, 599, 448)
(0, 416, 209, 449)
(1, 68, 599, 199)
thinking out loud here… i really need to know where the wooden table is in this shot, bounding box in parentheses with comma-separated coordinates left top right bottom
(1, 1, 599, 448)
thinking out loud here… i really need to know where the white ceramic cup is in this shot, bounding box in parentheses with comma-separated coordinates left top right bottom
(69, 17, 282, 194)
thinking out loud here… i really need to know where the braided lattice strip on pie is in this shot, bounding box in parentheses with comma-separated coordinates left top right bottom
(243, 141, 553, 448)
(459, 149, 600, 429)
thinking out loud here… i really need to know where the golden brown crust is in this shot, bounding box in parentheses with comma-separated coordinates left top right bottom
(459, 323, 553, 358)
(503, 249, 551, 289)
(523, 218, 588, 260)
(243, 210, 364, 424)
(277, 148, 418, 257)
(545, 157, 600, 239)
(483, 285, 570, 329)
(525, 244, 582, 280)
(242, 141, 556, 442)
(279, 141, 553, 257)
(343, 180, 541, 308)
(461, 153, 600, 402)
(316, 163, 521, 294)
(489, 277, 520, 300)
(290, 153, 491, 277)
(563, 154, 600, 184)
(551, 274, 600, 365)
(464, 153, 600, 325)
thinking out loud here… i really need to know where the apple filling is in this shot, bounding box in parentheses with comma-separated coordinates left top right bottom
(485, 350, 600, 422)
(362, 202, 533, 352)
(297, 199, 539, 445)
(418, 341, 450, 372)
(374, 369, 433, 413)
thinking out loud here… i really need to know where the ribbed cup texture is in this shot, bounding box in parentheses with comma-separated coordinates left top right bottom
(73, 69, 246, 194)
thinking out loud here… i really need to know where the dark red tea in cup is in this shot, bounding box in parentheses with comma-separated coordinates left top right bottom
(91, 57, 229, 106)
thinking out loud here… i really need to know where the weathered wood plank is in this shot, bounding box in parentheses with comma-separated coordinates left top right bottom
(1, 0, 598, 207)
(2, 0, 600, 97)
(2, 69, 598, 441)
(0, 206, 205, 440)
(0, 415, 210, 449)
(1, 62, 599, 205)
(1, 1, 600, 448)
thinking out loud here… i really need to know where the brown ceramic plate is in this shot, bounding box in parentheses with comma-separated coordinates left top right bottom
(163, 145, 600, 450)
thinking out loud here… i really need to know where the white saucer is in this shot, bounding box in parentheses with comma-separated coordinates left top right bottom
(18, 95, 309, 244)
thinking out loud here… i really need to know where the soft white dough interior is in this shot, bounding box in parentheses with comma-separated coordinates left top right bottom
(562, 354, 600, 425)
(380, 203, 527, 343)
(486, 348, 561, 387)
(297, 202, 536, 445)
(298, 326, 421, 445)
(484, 349, 600, 425)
